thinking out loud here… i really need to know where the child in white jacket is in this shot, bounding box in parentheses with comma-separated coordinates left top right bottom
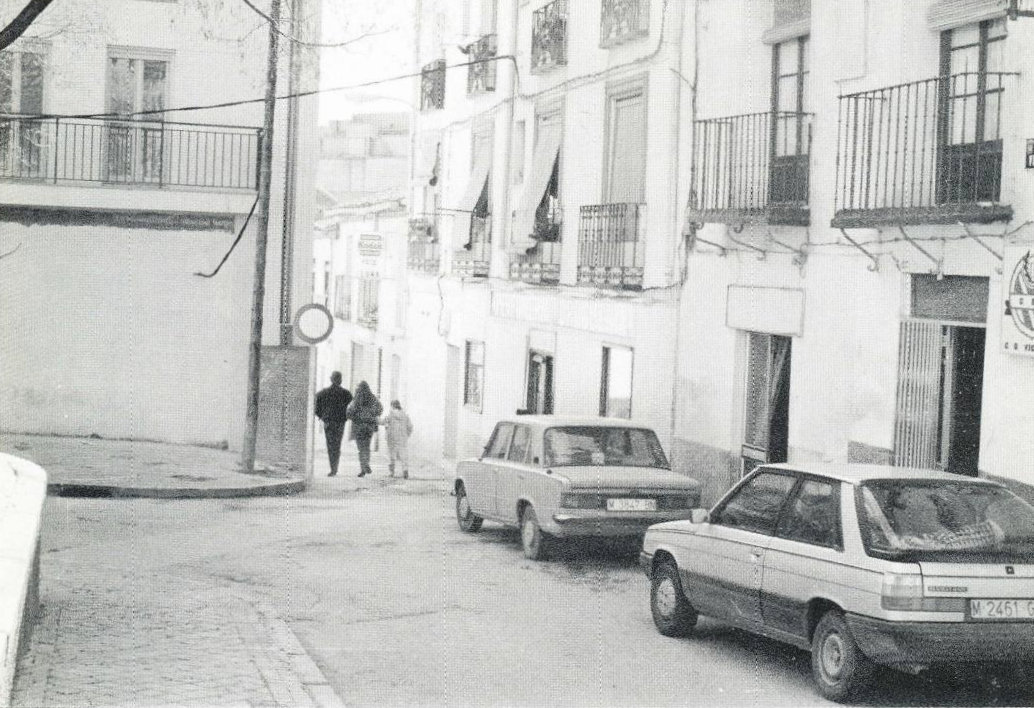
(381, 400, 414, 479)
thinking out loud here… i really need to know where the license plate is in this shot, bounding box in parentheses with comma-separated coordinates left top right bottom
(970, 599, 1034, 621)
(606, 498, 656, 512)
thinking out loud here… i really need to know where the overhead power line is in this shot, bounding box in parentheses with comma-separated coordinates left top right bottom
(28, 55, 511, 122)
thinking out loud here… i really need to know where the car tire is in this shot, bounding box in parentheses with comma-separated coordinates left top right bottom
(455, 483, 483, 532)
(650, 561, 697, 637)
(811, 610, 874, 703)
(520, 506, 550, 560)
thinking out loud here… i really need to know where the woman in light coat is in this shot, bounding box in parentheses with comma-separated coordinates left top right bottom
(381, 400, 414, 479)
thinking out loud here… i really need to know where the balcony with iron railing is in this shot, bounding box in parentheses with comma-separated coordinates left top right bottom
(833, 72, 1012, 227)
(420, 60, 446, 111)
(577, 203, 645, 289)
(0, 115, 260, 190)
(466, 34, 498, 94)
(407, 218, 441, 274)
(600, 0, 649, 47)
(532, 0, 568, 73)
(453, 216, 491, 278)
(687, 111, 811, 227)
(511, 205, 562, 284)
(356, 278, 379, 329)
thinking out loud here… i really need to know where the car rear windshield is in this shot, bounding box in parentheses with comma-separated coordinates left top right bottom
(543, 427, 669, 469)
(858, 479, 1034, 561)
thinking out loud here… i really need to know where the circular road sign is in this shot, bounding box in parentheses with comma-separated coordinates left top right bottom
(293, 303, 334, 344)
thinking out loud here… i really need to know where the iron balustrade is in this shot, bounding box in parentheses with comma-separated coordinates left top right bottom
(511, 241, 561, 284)
(833, 72, 1012, 227)
(688, 111, 811, 226)
(577, 203, 645, 289)
(466, 34, 497, 94)
(600, 0, 649, 47)
(453, 216, 491, 277)
(532, 0, 568, 73)
(357, 278, 379, 329)
(0, 115, 260, 189)
(420, 60, 446, 110)
(407, 218, 441, 274)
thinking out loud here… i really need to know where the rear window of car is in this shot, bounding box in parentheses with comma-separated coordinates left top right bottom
(543, 427, 669, 469)
(857, 479, 1034, 561)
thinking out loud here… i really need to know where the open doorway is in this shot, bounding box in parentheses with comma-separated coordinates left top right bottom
(741, 333, 792, 475)
(526, 351, 554, 414)
(895, 322, 985, 476)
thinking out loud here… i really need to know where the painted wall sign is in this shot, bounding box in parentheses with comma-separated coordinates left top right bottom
(1002, 245, 1034, 356)
(358, 233, 383, 268)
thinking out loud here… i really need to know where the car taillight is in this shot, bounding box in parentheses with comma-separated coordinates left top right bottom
(881, 573, 965, 612)
(560, 493, 599, 509)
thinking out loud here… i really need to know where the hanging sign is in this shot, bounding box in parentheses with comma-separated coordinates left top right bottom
(358, 233, 383, 269)
(1002, 245, 1034, 356)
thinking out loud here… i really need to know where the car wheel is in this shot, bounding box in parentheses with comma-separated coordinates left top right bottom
(811, 610, 874, 703)
(650, 561, 697, 637)
(455, 483, 483, 532)
(520, 506, 549, 560)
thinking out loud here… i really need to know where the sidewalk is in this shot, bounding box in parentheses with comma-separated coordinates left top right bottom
(0, 433, 306, 498)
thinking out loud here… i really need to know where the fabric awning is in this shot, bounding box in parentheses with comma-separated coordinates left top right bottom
(451, 143, 493, 248)
(509, 127, 562, 253)
(416, 133, 440, 182)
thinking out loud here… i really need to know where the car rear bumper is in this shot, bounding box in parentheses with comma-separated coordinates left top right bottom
(847, 614, 1034, 666)
(549, 511, 690, 538)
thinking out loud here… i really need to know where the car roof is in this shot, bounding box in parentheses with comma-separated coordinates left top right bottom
(493, 416, 658, 431)
(761, 462, 1002, 486)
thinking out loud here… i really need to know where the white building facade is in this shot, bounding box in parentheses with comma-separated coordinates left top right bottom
(395, 0, 1034, 499)
(405, 0, 687, 464)
(675, 0, 1034, 502)
(0, 0, 320, 451)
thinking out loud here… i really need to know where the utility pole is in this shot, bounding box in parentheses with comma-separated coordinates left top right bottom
(242, 0, 282, 473)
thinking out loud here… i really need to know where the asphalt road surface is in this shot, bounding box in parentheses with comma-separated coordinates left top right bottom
(19, 473, 1034, 707)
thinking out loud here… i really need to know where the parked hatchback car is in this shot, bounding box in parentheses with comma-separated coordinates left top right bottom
(455, 416, 701, 560)
(641, 463, 1034, 702)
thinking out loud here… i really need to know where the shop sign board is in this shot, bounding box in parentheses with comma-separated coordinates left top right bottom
(1002, 245, 1034, 356)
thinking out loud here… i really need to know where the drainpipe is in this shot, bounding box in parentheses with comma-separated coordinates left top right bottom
(279, 0, 301, 344)
(668, 0, 697, 460)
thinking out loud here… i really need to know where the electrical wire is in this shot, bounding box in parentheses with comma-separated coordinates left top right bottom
(238, 0, 393, 49)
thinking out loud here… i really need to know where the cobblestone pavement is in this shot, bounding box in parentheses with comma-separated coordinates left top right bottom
(12, 565, 343, 708)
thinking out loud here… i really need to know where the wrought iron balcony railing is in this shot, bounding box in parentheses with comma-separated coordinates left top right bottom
(511, 240, 561, 285)
(356, 278, 379, 329)
(420, 60, 446, 111)
(687, 111, 811, 227)
(407, 218, 441, 274)
(600, 0, 649, 47)
(0, 115, 260, 189)
(466, 34, 497, 94)
(833, 72, 1012, 227)
(453, 216, 491, 277)
(577, 203, 645, 289)
(532, 0, 568, 73)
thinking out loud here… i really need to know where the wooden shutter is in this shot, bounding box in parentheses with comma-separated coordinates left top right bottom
(893, 321, 943, 467)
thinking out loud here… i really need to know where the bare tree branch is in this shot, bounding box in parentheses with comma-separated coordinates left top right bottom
(238, 0, 393, 49)
(0, 0, 57, 52)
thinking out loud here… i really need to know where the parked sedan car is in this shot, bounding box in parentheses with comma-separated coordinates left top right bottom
(641, 463, 1034, 701)
(455, 416, 701, 560)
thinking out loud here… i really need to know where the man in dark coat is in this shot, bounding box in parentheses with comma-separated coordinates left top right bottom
(314, 371, 352, 476)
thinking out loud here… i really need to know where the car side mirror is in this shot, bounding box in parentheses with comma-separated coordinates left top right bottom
(690, 508, 709, 524)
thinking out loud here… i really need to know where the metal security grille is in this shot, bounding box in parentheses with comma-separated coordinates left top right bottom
(531, 0, 567, 72)
(893, 321, 944, 467)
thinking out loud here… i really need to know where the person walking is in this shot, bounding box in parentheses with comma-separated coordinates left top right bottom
(314, 371, 352, 477)
(381, 400, 414, 479)
(346, 380, 382, 478)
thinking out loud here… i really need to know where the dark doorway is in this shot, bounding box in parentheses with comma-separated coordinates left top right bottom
(526, 351, 554, 414)
(945, 326, 985, 476)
